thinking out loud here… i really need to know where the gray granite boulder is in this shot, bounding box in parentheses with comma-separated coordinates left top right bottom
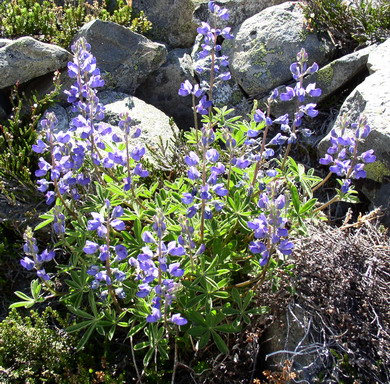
(0, 37, 71, 90)
(135, 48, 196, 130)
(224, 1, 335, 98)
(193, 0, 287, 30)
(132, 0, 198, 48)
(133, 0, 287, 48)
(75, 20, 167, 94)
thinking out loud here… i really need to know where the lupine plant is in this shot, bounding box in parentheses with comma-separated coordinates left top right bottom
(12, 1, 376, 381)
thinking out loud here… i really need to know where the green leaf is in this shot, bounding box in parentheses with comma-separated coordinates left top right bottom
(290, 184, 300, 213)
(299, 198, 317, 214)
(76, 323, 96, 350)
(66, 319, 95, 333)
(34, 217, 54, 231)
(14, 291, 33, 301)
(127, 321, 146, 338)
(212, 331, 229, 354)
(143, 347, 154, 367)
(134, 341, 150, 350)
(9, 300, 35, 309)
(188, 326, 207, 337)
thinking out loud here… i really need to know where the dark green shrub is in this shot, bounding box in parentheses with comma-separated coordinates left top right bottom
(0, 73, 62, 205)
(0, 307, 127, 383)
(0, 307, 75, 383)
(0, 0, 152, 48)
(302, 0, 390, 50)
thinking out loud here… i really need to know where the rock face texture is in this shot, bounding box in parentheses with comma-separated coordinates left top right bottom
(132, 0, 198, 48)
(193, 0, 287, 29)
(0, 37, 71, 89)
(224, 1, 335, 97)
(75, 19, 167, 94)
(135, 48, 196, 130)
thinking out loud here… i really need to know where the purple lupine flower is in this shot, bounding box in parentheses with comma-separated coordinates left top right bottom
(280, 87, 295, 101)
(249, 241, 266, 254)
(168, 262, 184, 277)
(341, 179, 352, 194)
(167, 242, 186, 256)
(83, 240, 99, 254)
(115, 244, 128, 261)
(206, 148, 219, 162)
(278, 239, 294, 255)
(351, 163, 366, 179)
(37, 268, 50, 281)
(111, 219, 125, 231)
(360, 149, 376, 163)
(182, 193, 195, 204)
(188, 166, 201, 180)
(130, 146, 146, 161)
(134, 163, 149, 177)
(171, 314, 188, 326)
(146, 307, 161, 323)
(196, 96, 213, 115)
(40, 249, 55, 262)
(319, 154, 333, 165)
(20, 257, 35, 271)
(184, 151, 200, 166)
(213, 183, 228, 197)
(142, 231, 155, 243)
(32, 139, 48, 154)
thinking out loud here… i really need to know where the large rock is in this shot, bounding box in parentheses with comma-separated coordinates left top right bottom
(134, 0, 287, 48)
(135, 48, 196, 130)
(318, 39, 390, 220)
(75, 20, 167, 94)
(268, 45, 374, 117)
(224, 1, 335, 98)
(0, 37, 71, 89)
(133, 0, 198, 48)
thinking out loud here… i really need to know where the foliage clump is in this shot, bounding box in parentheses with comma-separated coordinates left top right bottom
(0, 307, 75, 383)
(0, 0, 152, 48)
(302, 0, 390, 51)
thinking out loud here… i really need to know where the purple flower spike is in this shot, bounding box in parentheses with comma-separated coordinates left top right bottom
(112, 206, 124, 218)
(171, 314, 188, 326)
(142, 231, 155, 244)
(341, 179, 352, 194)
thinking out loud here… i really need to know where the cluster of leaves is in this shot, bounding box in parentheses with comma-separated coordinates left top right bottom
(0, 73, 62, 204)
(0, 307, 128, 383)
(0, 307, 74, 383)
(0, 0, 152, 48)
(302, 0, 390, 50)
